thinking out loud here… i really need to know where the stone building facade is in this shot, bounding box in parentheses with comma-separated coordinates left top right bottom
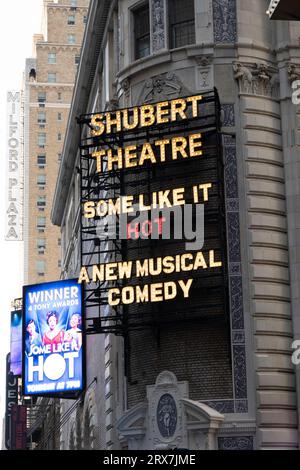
(51, 0, 300, 449)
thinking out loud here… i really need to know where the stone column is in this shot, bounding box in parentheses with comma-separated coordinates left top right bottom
(234, 52, 298, 455)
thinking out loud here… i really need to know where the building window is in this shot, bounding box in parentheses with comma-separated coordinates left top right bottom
(37, 196, 46, 210)
(83, 15, 87, 24)
(37, 154, 46, 168)
(48, 72, 57, 83)
(168, 0, 195, 49)
(36, 260, 46, 276)
(68, 15, 75, 25)
(37, 175, 46, 189)
(38, 91, 46, 103)
(37, 217, 46, 232)
(37, 112, 46, 124)
(37, 238, 46, 254)
(71, 0, 77, 6)
(38, 133, 46, 148)
(58, 112, 62, 121)
(58, 238, 61, 246)
(58, 153, 62, 162)
(58, 260, 62, 268)
(58, 132, 62, 141)
(48, 52, 56, 64)
(68, 34, 76, 44)
(58, 92, 62, 101)
(134, 3, 150, 60)
(75, 55, 80, 66)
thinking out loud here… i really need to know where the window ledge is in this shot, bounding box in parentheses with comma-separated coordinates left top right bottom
(117, 44, 215, 85)
(117, 49, 171, 83)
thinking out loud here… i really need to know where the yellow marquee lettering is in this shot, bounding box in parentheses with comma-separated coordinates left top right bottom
(156, 101, 169, 124)
(172, 136, 188, 159)
(186, 95, 203, 117)
(78, 267, 90, 284)
(139, 142, 156, 165)
(136, 259, 149, 277)
(83, 201, 96, 219)
(108, 289, 120, 306)
(209, 250, 222, 268)
(164, 282, 177, 300)
(178, 279, 193, 298)
(189, 133, 202, 157)
(136, 285, 149, 303)
(150, 283, 164, 302)
(92, 265, 105, 282)
(140, 105, 155, 127)
(193, 252, 207, 270)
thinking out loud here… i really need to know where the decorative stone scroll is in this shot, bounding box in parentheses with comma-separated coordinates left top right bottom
(233, 62, 279, 98)
(152, 0, 166, 52)
(213, 0, 237, 43)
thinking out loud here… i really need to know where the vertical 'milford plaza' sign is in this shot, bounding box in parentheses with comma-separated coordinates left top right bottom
(6, 91, 23, 241)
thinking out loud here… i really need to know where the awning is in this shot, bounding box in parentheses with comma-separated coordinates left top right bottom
(267, 0, 300, 20)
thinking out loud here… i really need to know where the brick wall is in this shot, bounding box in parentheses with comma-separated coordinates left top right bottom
(127, 318, 233, 407)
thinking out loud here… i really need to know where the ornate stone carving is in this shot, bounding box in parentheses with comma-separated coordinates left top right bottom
(218, 436, 253, 450)
(287, 63, 300, 83)
(203, 400, 235, 414)
(229, 262, 241, 276)
(232, 330, 245, 344)
(235, 400, 248, 413)
(228, 213, 241, 263)
(213, 0, 237, 43)
(137, 72, 186, 104)
(156, 371, 178, 386)
(233, 62, 280, 98)
(152, 0, 165, 52)
(233, 62, 253, 94)
(225, 145, 238, 199)
(195, 56, 212, 67)
(148, 371, 187, 449)
(226, 199, 239, 212)
(230, 276, 244, 329)
(223, 127, 248, 411)
(233, 345, 247, 399)
(121, 78, 130, 95)
(120, 78, 131, 105)
(157, 393, 177, 438)
(195, 56, 214, 92)
(221, 104, 235, 127)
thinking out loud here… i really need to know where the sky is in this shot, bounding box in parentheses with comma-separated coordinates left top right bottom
(0, 0, 43, 445)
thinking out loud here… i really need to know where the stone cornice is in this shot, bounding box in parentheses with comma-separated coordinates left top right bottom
(47, 5, 89, 14)
(36, 43, 82, 51)
(28, 83, 74, 92)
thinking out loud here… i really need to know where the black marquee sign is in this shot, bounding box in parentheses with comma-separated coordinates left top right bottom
(78, 89, 228, 335)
